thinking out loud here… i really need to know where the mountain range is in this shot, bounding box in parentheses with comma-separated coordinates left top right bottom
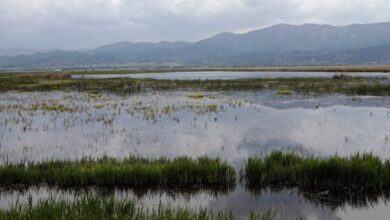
(0, 48, 53, 57)
(2, 21, 390, 69)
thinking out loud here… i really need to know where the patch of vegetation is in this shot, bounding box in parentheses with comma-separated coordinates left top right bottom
(276, 89, 292, 95)
(187, 92, 205, 99)
(1, 71, 390, 96)
(244, 151, 390, 192)
(87, 90, 101, 99)
(0, 156, 235, 189)
(0, 194, 281, 220)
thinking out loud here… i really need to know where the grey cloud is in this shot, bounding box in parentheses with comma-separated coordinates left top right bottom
(1, 0, 390, 50)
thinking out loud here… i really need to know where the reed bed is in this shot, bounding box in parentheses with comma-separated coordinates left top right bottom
(244, 151, 390, 191)
(0, 194, 280, 220)
(0, 156, 235, 188)
(1, 72, 390, 96)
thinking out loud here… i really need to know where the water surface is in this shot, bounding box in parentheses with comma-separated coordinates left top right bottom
(71, 71, 390, 80)
(0, 186, 389, 220)
(1, 91, 390, 164)
(1, 90, 390, 219)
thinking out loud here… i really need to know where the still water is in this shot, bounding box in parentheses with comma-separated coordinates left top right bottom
(71, 71, 390, 80)
(1, 90, 390, 219)
(1, 91, 390, 163)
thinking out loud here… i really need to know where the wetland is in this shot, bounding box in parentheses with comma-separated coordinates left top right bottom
(1, 70, 390, 219)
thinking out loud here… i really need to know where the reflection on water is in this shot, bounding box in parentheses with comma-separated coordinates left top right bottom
(1, 186, 390, 220)
(71, 71, 390, 80)
(1, 90, 390, 219)
(1, 91, 390, 164)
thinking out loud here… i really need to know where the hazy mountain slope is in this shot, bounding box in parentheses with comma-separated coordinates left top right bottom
(1, 21, 390, 68)
(213, 46, 390, 66)
(0, 48, 52, 57)
(89, 41, 190, 53)
(195, 21, 390, 53)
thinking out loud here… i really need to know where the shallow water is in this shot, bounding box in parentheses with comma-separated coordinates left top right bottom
(1, 91, 390, 164)
(71, 71, 390, 80)
(1, 90, 390, 219)
(0, 186, 389, 220)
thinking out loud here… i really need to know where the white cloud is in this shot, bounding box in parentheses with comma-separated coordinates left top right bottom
(1, 0, 390, 49)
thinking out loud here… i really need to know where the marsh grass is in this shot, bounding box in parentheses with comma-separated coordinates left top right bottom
(276, 90, 292, 95)
(2, 68, 390, 96)
(1, 72, 390, 96)
(187, 92, 205, 99)
(0, 156, 235, 189)
(0, 194, 281, 220)
(244, 151, 390, 192)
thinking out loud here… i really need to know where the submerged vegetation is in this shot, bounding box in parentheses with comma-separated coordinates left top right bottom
(187, 91, 205, 99)
(276, 89, 292, 96)
(0, 194, 281, 220)
(244, 151, 390, 192)
(1, 71, 390, 96)
(0, 156, 235, 189)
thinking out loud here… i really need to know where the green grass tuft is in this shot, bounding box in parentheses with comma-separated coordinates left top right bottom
(0, 156, 235, 189)
(244, 151, 390, 191)
(276, 90, 292, 95)
(187, 92, 205, 99)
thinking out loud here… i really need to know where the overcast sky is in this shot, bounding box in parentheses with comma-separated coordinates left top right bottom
(1, 0, 390, 50)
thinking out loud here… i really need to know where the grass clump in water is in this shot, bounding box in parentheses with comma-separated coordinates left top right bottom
(187, 92, 205, 99)
(244, 151, 390, 192)
(276, 89, 292, 95)
(0, 156, 235, 189)
(0, 194, 280, 220)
